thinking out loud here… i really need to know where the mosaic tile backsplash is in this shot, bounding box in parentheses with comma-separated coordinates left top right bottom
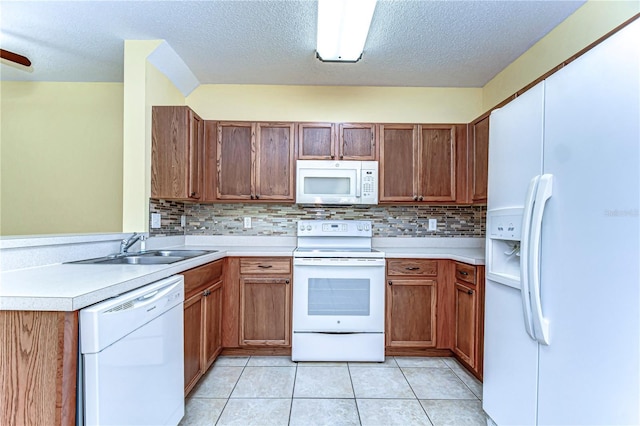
(149, 199, 486, 238)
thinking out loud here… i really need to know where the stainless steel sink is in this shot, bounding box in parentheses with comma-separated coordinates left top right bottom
(67, 249, 217, 265)
(92, 255, 186, 265)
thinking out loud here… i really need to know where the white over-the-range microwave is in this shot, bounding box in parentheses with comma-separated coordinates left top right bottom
(296, 160, 378, 205)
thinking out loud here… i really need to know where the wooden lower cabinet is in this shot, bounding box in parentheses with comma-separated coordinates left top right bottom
(182, 260, 224, 395)
(239, 257, 292, 347)
(0, 310, 78, 426)
(386, 278, 437, 347)
(452, 262, 485, 379)
(385, 259, 440, 349)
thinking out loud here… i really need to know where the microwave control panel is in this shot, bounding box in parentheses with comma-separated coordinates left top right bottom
(362, 170, 376, 197)
(360, 162, 378, 203)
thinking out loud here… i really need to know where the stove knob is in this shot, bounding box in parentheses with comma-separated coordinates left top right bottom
(299, 225, 304, 232)
(357, 225, 363, 231)
(365, 225, 370, 231)
(306, 225, 312, 231)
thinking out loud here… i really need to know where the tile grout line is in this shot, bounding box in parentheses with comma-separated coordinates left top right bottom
(396, 357, 436, 426)
(214, 356, 250, 426)
(346, 361, 364, 426)
(287, 361, 298, 426)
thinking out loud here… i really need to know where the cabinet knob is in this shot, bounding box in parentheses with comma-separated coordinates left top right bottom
(418, 196, 424, 201)
(255, 194, 260, 199)
(339, 155, 344, 159)
(467, 290, 474, 295)
(413, 195, 418, 201)
(331, 155, 335, 159)
(250, 194, 254, 200)
(388, 281, 393, 286)
(285, 279, 290, 284)
(190, 191, 197, 198)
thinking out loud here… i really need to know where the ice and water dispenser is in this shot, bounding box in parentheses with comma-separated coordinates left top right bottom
(486, 208, 523, 287)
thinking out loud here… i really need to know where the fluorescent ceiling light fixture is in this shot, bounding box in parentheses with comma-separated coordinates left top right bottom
(316, 0, 377, 62)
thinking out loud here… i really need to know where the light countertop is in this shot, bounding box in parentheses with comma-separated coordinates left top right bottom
(1, 237, 484, 312)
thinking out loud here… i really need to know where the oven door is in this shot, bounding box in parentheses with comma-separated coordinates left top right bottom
(293, 257, 385, 333)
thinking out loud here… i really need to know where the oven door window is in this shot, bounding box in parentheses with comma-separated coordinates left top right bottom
(308, 278, 370, 316)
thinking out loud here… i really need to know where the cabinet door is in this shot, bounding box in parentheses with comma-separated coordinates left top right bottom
(379, 124, 418, 202)
(386, 278, 437, 347)
(184, 292, 204, 395)
(240, 276, 291, 346)
(298, 123, 335, 159)
(453, 282, 477, 368)
(203, 280, 223, 370)
(151, 106, 202, 200)
(255, 123, 295, 201)
(470, 116, 489, 203)
(217, 122, 254, 200)
(419, 125, 456, 202)
(339, 123, 377, 160)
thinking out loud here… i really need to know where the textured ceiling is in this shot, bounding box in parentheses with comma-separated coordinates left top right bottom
(0, 0, 586, 87)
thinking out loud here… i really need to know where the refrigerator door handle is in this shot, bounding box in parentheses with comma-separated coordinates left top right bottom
(528, 174, 552, 345)
(520, 175, 539, 340)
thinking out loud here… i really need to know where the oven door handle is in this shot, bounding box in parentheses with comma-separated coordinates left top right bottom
(293, 258, 385, 267)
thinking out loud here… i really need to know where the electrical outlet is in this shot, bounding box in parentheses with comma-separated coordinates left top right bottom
(244, 217, 252, 229)
(180, 215, 186, 227)
(428, 219, 437, 231)
(151, 213, 161, 229)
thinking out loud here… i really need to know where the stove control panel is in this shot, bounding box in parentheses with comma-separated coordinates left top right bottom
(297, 220, 372, 237)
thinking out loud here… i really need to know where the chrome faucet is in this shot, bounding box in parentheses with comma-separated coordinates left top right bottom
(119, 233, 143, 255)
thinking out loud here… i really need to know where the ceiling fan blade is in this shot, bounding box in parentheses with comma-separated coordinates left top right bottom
(0, 49, 31, 67)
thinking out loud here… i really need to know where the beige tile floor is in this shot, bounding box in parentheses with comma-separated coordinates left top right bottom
(180, 356, 486, 426)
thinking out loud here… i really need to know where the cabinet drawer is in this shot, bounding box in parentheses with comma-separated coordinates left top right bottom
(386, 259, 438, 276)
(183, 260, 223, 298)
(240, 257, 291, 274)
(455, 262, 476, 285)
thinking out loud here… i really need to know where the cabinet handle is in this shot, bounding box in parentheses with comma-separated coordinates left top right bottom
(467, 290, 474, 295)
(405, 266, 420, 271)
(258, 265, 273, 269)
(339, 155, 344, 159)
(418, 196, 424, 201)
(190, 191, 197, 198)
(250, 194, 254, 200)
(413, 195, 418, 201)
(388, 281, 393, 285)
(331, 155, 335, 159)
(255, 194, 260, 199)
(203, 290, 210, 296)
(458, 270, 469, 276)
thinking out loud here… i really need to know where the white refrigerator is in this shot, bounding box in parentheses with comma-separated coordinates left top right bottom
(483, 19, 639, 426)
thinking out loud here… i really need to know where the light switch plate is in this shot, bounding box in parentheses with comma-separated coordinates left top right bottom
(151, 213, 161, 229)
(428, 219, 437, 231)
(180, 215, 186, 227)
(244, 217, 252, 229)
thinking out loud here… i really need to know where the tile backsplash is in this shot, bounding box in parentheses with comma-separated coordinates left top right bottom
(149, 199, 486, 238)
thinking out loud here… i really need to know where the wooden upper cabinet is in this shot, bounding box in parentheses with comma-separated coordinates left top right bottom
(339, 123, 376, 160)
(217, 122, 295, 202)
(298, 123, 336, 159)
(379, 124, 419, 202)
(379, 124, 457, 203)
(151, 106, 204, 200)
(217, 122, 254, 200)
(420, 125, 456, 202)
(298, 122, 376, 160)
(470, 116, 489, 203)
(255, 123, 295, 201)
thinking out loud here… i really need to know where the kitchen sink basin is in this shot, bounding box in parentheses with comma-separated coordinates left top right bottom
(93, 255, 186, 265)
(67, 249, 217, 265)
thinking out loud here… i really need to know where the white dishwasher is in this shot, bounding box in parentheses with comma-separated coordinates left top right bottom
(79, 275, 185, 426)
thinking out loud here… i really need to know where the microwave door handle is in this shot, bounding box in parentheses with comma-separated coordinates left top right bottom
(356, 170, 361, 198)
